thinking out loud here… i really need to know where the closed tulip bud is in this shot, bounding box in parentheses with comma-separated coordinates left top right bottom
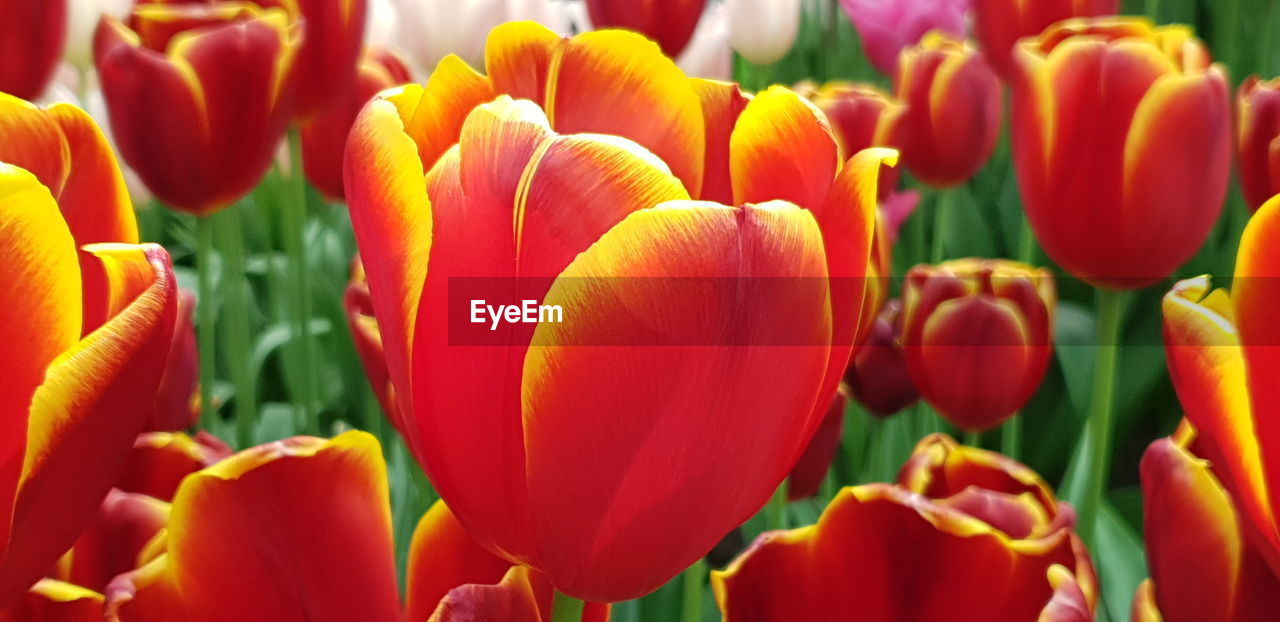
(94, 3, 300, 215)
(902, 259, 1055, 432)
(0, 0, 67, 99)
(714, 434, 1098, 620)
(1011, 18, 1230, 289)
(840, 0, 970, 77)
(1237, 76, 1280, 211)
(1136, 424, 1280, 622)
(586, 0, 706, 58)
(726, 0, 801, 66)
(301, 48, 411, 200)
(846, 300, 918, 417)
(883, 32, 1001, 188)
(972, 0, 1118, 80)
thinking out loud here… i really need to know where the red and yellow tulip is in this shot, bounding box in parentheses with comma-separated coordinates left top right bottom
(0, 96, 178, 606)
(1161, 193, 1280, 578)
(1237, 76, 1280, 212)
(1134, 423, 1280, 622)
(972, 0, 1118, 80)
(713, 434, 1097, 620)
(0, 0, 66, 99)
(94, 2, 299, 215)
(882, 32, 1002, 189)
(1010, 18, 1230, 289)
(344, 21, 893, 601)
(901, 259, 1055, 432)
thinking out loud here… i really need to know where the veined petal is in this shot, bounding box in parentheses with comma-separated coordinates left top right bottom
(0, 578, 102, 622)
(730, 85, 840, 211)
(485, 21, 560, 108)
(403, 55, 497, 172)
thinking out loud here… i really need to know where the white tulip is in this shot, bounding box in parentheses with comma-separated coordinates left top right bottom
(65, 0, 132, 69)
(726, 0, 802, 66)
(677, 1, 732, 80)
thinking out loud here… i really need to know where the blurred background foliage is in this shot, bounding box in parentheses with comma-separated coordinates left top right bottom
(132, 0, 1280, 619)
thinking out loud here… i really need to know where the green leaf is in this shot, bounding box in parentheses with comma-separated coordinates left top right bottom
(1096, 502, 1148, 622)
(1054, 301, 1096, 417)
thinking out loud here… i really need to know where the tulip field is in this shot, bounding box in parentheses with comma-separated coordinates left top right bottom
(3, 0, 1280, 620)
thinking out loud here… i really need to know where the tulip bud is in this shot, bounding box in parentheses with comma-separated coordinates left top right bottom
(846, 300, 918, 417)
(0, 0, 67, 99)
(901, 259, 1055, 432)
(586, 0, 706, 58)
(882, 32, 1001, 188)
(972, 0, 1118, 80)
(726, 0, 801, 66)
(1010, 18, 1230, 289)
(840, 0, 969, 77)
(1238, 76, 1280, 211)
(786, 385, 849, 501)
(94, 3, 300, 215)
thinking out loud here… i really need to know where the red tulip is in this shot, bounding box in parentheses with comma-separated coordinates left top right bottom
(845, 299, 918, 417)
(883, 32, 1002, 188)
(901, 259, 1055, 432)
(1237, 76, 1280, 211)
(786, 385, 849, 501)
(585, 0, 707, 58)
(0, 0, 66, 99)
(302, 47, 411, 200)
(94, 3, 299, 214)
(1136, 423, 1280, 621)
(714, 434, 1097, 620)
(1010, 18, 1230, 289)
(115, 431, 231, 502)
(972, 0, 1118, 79)
(259, 0, 368, 119)
(0, 95, 177, 607)
(0, 579, 102, 622)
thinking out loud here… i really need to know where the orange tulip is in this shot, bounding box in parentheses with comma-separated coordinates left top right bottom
(345, 21, 893, 601)
(0, 579, 102, 622)
(585, 0, 707, 58)
(302, 47, 411, 200)
(845, 299, 918, 417)
(0, 0, 66, 99)
(1135, 423, 1280, 622)
(882, 32, 1002, 189)
(0, 95, 178, 606)
(1160, 194, 1280, 577)
(103, 432, 608, 621)
(115, 431, 231, 502)
(94, 3, 299, 215)
(972, 0, 1118, 80)
(1237, 76, 1280, 211)
(713, 434, 1097, 620)
(1011, 18, 1230, 289)
(901, 259, 1055, 432)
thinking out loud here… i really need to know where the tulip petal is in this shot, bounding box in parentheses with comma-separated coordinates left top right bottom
(1130, 579, 1163, 622)
(0, 578, 102, 622)
(486, 21, 561, 107)
(403, 55, 497, 172)
(1162, 276, 1280, 568)
(115, 432, 231, 502)
(0, 164, 82, 574)
(342, 272, 402, 434)
(66, 490, 169, 593)
(405, 500, 513, 622)
(730, 85, 840, 211)
(690, 78, 749, 204)
(102, 554, 183, 621)
(0, 244, 174, 605)
(428, 566, 543, 622)
(521, 200, 832, 600)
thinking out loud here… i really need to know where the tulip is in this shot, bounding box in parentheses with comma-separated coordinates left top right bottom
(840, 0, 969, 77)
(1010, 18, 1230, 289)
(882, 31, 1001, 189)
(0, 0, 66, 99)
(62, 490, 170, 593)
(845, 300, 918, 417)
(713, 434, 1097, 620)
(144, 288, 200, 431)
(0, 579, 102, 622)
(675, 0, 730, 80)
(726, 0, 802, 66)
(301, 48, 411, 199)
(786, 385, 849, 501)
(807, 81, 896, 166)
(115, 431, 231, 502)
(0, 94, 177, 606)
(585, 0, 705, 58)
(261, 0, 368, 120)
(103, 431, 608, 621)
(94, 3, 299, 214)
(1237, 76, 1280, 211)
(1161, 194, 1280, 575)
(345, 20, 894, 601)
(1136, 423, 1280, 621)
(65, 0, 131, 70)
(972, 0, 1118, 79)
(901, 259, 1055, 432)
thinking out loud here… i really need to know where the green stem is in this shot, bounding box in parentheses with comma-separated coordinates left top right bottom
(962, 430, 981, 448)
(1017, 212, 1037, 265)
(551, 590, 585, 622)
(195, 215, 217, 423)
(681, 558, 707, 622)
(1001, 412, 1022, 459)
(284, 131, 318, 434)
(766, 484, 787, 531)
(218, 205, 258, 448)
(931, 189, 952, 263)
(1078, 288, 1129, 544)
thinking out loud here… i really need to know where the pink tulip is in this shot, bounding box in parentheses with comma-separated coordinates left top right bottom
(841, 0, 970, 76)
